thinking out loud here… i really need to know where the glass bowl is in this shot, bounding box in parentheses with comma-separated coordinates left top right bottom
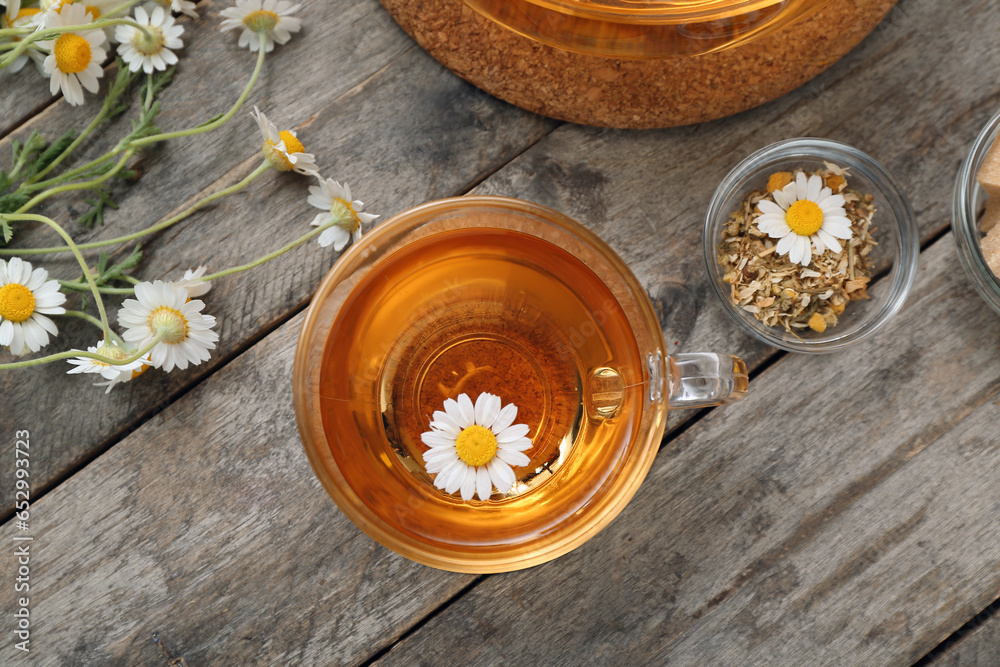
(703, 138, 919, 353)
(952, 108, 1000, 317)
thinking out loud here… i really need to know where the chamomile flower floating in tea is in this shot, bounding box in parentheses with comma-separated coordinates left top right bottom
(115, 4, 185, 74)
(118, 281, 218, 372)
(37, 3, 107, 106)
(220, 0, 302, 53)
(718, 164, 877, 333)
(307, 179, 379, 251)
(756, 171, 853, 267)
(420, 392, 532, 502)
(0, 258, 67, 356)
(66, 339, 149, 393)
(252, 106, 319, 176)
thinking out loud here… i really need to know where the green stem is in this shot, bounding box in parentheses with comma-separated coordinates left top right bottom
(6, 161, 271, 255)
(128, 46, 266, 149)
(0, 335, 159, 370)
(14, 150, 133, 213)
(26, 107, 108, 186)
(25, 150, 117, 193)
(62, 310, 126, 347)
(1, 213, 111, 339)
(59, 281, 135, 295)
(201, 217, 345, 282)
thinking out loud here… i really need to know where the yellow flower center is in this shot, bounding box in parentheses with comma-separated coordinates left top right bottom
(78, 2, 101, 19)
(94, 341, 129, 365)
(148, 306, 188, 344)
(131, 25, 165, 56)
(243, 9, 279, 32)
(454, 425, 498, 467)
(54, 33, 92, 74)
(330, 198, 360, 232)
(0, 284, 35, 323)
(785, 200, 824, 236)
(262, 131, 305, 171)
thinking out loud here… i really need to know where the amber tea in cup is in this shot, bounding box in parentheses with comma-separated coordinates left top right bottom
(293, 196, 747, 572)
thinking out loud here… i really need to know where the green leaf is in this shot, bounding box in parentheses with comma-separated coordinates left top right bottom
(91, 243, 143, 287)
(105, 61, 141, 120)
(0, 192, 30, 214)
(77, 188, 118, 229)
(22, 130, 78, 180)
(0, 218, 12, 244)
(0, 170, 11, 195)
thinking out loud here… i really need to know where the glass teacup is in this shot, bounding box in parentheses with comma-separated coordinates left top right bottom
(293, 196, 747, 572)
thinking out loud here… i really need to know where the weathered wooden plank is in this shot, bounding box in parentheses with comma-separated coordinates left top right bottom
(923, 607, 1000, 667)
(0, 309, 474, 666)
(0, 0, 557, 496)
(371, 233, 1000, 665)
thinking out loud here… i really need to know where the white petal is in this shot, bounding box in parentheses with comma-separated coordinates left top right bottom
(475, 466, 492, 501)
(487, 459, 516, 493)
(496, 448, 530, 467)
(496, 423, 530, 443)
(772, 188, 791, 210)
(0, 319, 13, 345)
(795, 171, 808, 201)
(811, 232, 826, 256)
(420, 430, 454, 448)
(460, 466, 477, 501)
(818, 194, 846, 213)
(775, 233, 796, 257)
(492, 403, 518, 433)
(474, 392, 495, 427)
(815, 228, 843, 254)
(431, 409, 463, 436)
(456, 393, 475, 428)
(757, 199, 784, 216)
(31, 314, 58, 336)
(499, 437, 533, 452)
(806, 173, 823, 202)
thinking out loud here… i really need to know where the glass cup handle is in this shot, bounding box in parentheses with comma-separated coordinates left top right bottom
(665, 352, 748, 409)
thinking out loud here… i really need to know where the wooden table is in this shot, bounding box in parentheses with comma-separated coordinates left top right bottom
(2, 0, 999, 664)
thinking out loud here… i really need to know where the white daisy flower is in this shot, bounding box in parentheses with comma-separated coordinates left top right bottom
(755, 170, 853, 267)
(0, 257, 67, 357)
(114, 4, 183, 74)
(37, 3, 107, 106)
(66, 338, 149, 393)
(117, 280, 218, 372)
(148, 0, 198, 19)
(307, 179, 378, 251)
(172, 265, 211, 299)
(2, 1, 45, 74)
(420, 392, 533, 502)
(251, 106, 318, 176)
(220, 0, 301, 53)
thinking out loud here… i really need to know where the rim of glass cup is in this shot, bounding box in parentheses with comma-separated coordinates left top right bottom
(703, 137, 919, 353)
(952, 108, 1000, 316)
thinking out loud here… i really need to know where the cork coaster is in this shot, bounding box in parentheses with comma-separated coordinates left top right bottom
(381, 0, 898, 129)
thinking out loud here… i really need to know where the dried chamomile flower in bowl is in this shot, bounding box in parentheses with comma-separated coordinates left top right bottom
(704, 138, 919, 353)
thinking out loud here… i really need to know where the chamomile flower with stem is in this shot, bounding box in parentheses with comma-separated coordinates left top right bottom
(115, 3, 183, 74)
(66, 338, 149, 393)
(307, 179, 378, 251)
(220, 0, 301, 53)
(0, 257, 67, 357)
(117, 280, 218, 372)
(252, 106, 318, 176)
(36, 3, 107, 106)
